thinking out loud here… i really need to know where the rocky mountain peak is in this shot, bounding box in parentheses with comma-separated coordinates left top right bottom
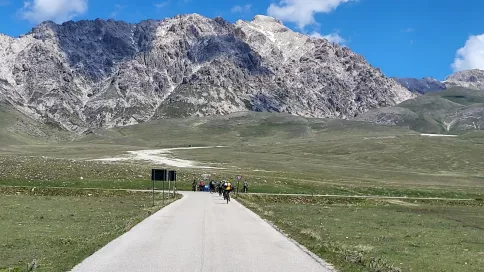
(444, 69, 484, 90)
(446, 69, 484, 82)
(0, 14, 414, 133)
(393, 77, 446, 94)
(252, 15, 284, 26)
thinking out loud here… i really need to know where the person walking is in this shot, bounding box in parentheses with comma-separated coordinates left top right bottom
(218, 181, 223, 196)
(210, 180, 215, 193)
(243, 181, 248, 193)
(192, 180, 197, 192)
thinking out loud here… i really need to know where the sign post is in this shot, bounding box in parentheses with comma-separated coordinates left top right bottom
(151, 173, 155, 207)
(236, 175, 242, 197)
(151, 169, 168, 206)
(169, 170, 177, 196)
(163, 170, 167, 205)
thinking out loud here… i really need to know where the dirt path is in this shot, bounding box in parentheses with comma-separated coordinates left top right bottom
(244, 192, 475, 201)
(92, 146, 226, 168)
(420, 134, 458, 137)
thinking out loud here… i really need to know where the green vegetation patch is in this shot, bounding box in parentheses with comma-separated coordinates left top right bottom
(0, 188, 178, 272)
(239, 195, 484, 272)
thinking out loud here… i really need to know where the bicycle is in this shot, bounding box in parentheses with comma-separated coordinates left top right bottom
(223, 190, 230, 204)
(226, 190, 230, 204)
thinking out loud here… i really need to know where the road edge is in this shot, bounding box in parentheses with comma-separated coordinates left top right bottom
(70, 193, 185, 272)
(233, 198, 338, 272)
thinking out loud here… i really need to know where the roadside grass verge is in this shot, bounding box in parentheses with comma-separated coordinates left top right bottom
(238, 195, 484, 272)
(0, 187, 179, 272)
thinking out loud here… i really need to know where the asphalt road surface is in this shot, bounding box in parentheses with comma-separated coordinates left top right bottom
(71, 192, 334, 272)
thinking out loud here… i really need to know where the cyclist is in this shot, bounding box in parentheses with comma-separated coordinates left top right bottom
(224, 180, 232, 203)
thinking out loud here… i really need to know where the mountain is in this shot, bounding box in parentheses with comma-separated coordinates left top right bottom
(393, 69, 484, 94)
(0, 14, 414, 133)
(355, 87, 484, 134)
(392, 77, 446, 94)
(444, 69, 484, 90)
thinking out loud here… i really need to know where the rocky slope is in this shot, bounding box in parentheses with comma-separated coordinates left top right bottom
(394, 69, 484, 94)
(393, 77, 446, 94)
(444, 69, 484, 90)
(0, 14, 414, 133)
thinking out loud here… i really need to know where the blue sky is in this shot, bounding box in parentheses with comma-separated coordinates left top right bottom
(1, 0, 483, 80)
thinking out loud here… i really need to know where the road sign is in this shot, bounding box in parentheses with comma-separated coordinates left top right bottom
(152, 169, 168, 181)
(237, 175, 242, 180)
(151, 169, 169, 207)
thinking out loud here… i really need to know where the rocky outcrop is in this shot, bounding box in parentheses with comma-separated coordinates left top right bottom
(0, 14, 414, 133)
(444, 69, 484, 90)
(393, 77, 446, 94)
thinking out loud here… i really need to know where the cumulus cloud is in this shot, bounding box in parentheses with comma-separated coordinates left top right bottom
(19, 0, 88, 24)
(452, 34, 484, 72)
(311, 32, 346, 45)
(231, 4, 252, 13)
(268, 0, 353, 29)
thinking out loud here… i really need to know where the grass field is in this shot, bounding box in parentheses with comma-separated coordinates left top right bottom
(1, 111, 484, 271)
(2, 113, 484, 197)
(239, 195, 484, 272)
(0, 187, 178, 272)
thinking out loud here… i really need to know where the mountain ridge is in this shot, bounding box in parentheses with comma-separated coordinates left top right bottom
(394, 69, 484, 94)
(444, 69, 484, 90)
(0, 14, 414, 133)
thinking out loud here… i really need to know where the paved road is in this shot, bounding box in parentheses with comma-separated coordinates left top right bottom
(71, 192, 334, 272)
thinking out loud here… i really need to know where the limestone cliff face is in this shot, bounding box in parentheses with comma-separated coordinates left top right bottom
(444, 69, 484, 90)
(393, 77, 446, 94)
(0, 14, 414, 132)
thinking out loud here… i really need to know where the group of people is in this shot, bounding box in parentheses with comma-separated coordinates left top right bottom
(191, 179, 249, 195)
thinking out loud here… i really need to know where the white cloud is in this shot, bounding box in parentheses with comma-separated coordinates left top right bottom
(267, 0, 353, 29)
(452, 34, 484, 72)
(109, 4, 125, 18)
(19, 0, 88, 24)
(231, 4, 251, 13)
(155, 2, 169, 9)
(311, 32, 346, 45)
(402, 28, 415, 33)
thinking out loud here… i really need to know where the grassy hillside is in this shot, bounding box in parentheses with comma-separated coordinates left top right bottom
(80, 112, 415, 147)
(0, 101, 71, 147)
(356, 87, 484, 134)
